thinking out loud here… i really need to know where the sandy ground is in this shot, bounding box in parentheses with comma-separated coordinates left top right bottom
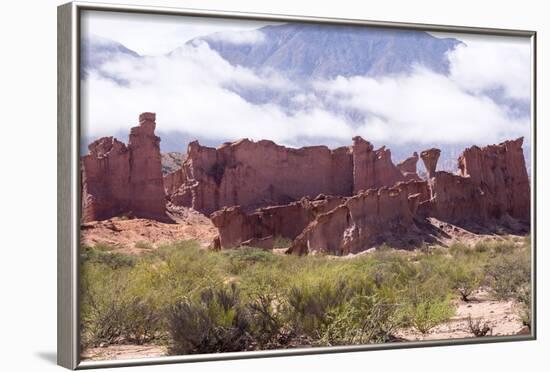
(396, 289, 525, 341)
(80, 206, 218, 254)
(81, 344, 167, 361)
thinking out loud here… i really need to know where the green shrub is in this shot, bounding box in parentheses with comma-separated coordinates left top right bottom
(223, 247, 277, 275)
(448, 262, 482, 301)
(168, 284, 254, 355)
(246, 292, 286, 348)
(79, 235, 531, 354)
(405, 295, 455, 334)
(135, 241, 154, 249)
(516, 284, 532, 330)
(273, 236, 293, 249)
(402, 275, 455, 334)
(81, 245, 137, 269)
(80, 263, 162, 347)
(485, 251, 530, 300)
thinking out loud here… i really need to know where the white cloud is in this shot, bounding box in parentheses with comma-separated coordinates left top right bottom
(81, 29, 532, 152)
(81, 43, 350, 147)
(81, 10, 278, 55)
(315, 67, 529, 145)
(204, 30, 266, 45)
(447, 36, 531, 101)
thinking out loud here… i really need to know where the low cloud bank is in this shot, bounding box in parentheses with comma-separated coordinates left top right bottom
(81, 34, 531, 151)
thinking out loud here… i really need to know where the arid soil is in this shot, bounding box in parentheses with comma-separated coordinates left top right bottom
(80, 206, 217, 254)
(81, 344, 167, 361)
(396, 289, 525, 341)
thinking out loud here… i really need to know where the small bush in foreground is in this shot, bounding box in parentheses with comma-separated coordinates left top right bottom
(168, 284, 254, 355)
(448, 262, 482, 302)
(405, 295, 455, 334)
(467, 315, 492, 337)
(485, 252, 530, 300)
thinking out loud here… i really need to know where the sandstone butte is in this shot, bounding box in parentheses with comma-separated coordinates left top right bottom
(81, 113, 169, 223)
(81, 113, 531, 255)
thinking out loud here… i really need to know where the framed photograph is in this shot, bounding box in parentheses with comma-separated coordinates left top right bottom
(58, 1, 537, 369)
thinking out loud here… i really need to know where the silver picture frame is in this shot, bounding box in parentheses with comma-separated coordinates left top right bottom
(57, 1, 537, 369)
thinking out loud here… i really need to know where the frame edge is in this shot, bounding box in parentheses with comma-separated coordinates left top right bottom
(58, 2, 78, 370)
(64, 2, 537, 369)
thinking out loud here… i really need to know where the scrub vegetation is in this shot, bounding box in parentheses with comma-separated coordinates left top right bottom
(80, 236, 531, 354)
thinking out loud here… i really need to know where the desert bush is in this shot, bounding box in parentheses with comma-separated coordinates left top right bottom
(402, 274, 455, 334)
(135, 240, 154, 249)
(80, 263, 162, 347)
(485, 251, 530, 300)
(405, 295, 454, 334)
(516, 284, 532, 330)
(81, 245, 137, 269)
(474, 241, 491, 253)
(448, 261, 482, 301)
(246, 292, 287, 348)
(93, 242, 116, 251)
(490, 240, 515, 254)
(223, 247, 278, 275)
(273, 236, 293, 249)
(286, 279, 348, 338)
(448, 242, 470, 256)
(319, 294, 403, 346)
(168, 284, 254, 355)
(80, 235, 531, 354)
(467, 315, 492, 337)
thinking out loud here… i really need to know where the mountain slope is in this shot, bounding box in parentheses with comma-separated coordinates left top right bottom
(81, 35, 141, 83)
(192, 23, 461, 79)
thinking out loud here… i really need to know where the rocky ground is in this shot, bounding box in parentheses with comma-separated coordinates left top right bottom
(80, 206, 217, 254)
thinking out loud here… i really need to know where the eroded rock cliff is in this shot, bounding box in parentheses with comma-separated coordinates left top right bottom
(288, 181, 427, 255)
(166, 136, 408, 214)
(81, 113, 168, 222)
(210, 195, 346, 249)
(81, 112, 530, 255)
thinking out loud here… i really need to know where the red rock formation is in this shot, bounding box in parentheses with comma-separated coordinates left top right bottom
(167, 136, 406, 214)
(423, 171, 488, 224)
(420, 148, 441, 178)
(397, 152, 421, 181)
(81, 137, 130, 222)
(81, 113, 168, 222)
(352, 136, 405, 193)
(417, 138, 530, 226)
(128, 113, 167, 219)
(210, 195, 346, 249)
(288, 181, 425, 255)
(457, 137, 530, 223)
(286, 136, 531, 255)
